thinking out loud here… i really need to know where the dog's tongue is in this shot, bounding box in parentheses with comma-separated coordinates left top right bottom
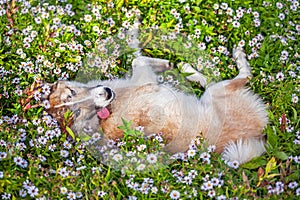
(97, 107, 110, 119)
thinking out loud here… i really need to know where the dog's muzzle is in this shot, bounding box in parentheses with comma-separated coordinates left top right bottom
(92, 85, 115, 101)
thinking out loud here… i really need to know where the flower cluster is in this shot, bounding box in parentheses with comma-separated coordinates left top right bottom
(267, 181, 300, 197)
(20, 180, 39, 198)
(85, 124, 168, 173)
(60, 187, 83, 200)
(201, 174, 225, 198)
(0, 0, 299, 199)
(126, 176, 158, 195)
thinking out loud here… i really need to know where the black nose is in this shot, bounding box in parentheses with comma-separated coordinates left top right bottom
(104, 87, 113, 100)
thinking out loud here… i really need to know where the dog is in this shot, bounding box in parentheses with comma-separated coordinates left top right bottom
(44, 46, 268, 164)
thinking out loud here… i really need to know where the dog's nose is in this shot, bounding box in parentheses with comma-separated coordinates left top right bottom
(104, 87, 114, 100)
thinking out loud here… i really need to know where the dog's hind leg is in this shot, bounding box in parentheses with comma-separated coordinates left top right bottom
(179, 46, 251, 88)
(205, 47, 268, 164)
(233, 46, 252, 79)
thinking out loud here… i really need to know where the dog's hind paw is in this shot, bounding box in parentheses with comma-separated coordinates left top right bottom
(232, 45, 246, 60)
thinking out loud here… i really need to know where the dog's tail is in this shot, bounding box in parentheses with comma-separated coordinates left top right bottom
(221, 138, 266, 164)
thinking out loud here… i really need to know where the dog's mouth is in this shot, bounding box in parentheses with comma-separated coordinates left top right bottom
(96, 87, 114, 119)
(97, 107, 110, 119)
(96, 87, 115, 119)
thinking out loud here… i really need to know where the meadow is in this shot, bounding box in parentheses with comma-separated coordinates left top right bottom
(0, 0, 299, 199)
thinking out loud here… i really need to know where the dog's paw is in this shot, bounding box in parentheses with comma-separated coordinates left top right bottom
(179, 62, 207, 87)
(180, 62, 197, 74)
(232, 45, 246, 60)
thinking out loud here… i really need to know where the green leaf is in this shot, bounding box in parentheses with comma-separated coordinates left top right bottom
(80, 134, 91, 142)
(66, 126, 75, 140)
(286, 171, 300, 182)
(64, 110, 73, 120)
(265, 157, 277, 175)
(291, 106, 298, 122)
(116, 0, 124, 8)
(160, 19, 175, 29)
(105, 167, 111, 182)
(241, 156, 267, 169)
(266, 126, 278, 148)
(192, 6, 202, 13)
(121, 118, 131, 129)
(60, 133, 67, 142)
(205, 26, 216, 36)
(274, 151, 289, 160)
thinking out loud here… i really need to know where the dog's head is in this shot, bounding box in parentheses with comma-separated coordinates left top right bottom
(43, 80, 115, 133)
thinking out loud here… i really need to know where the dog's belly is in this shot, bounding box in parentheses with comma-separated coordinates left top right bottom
(100, 84, 203, 149)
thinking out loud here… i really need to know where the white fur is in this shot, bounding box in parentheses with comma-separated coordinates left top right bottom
(49, 47, 268, 164)
(99, 49, 268, 164)
(233, 45, 252, 79)
(180, 62, 207, 87)
(222, 138, 266, 163)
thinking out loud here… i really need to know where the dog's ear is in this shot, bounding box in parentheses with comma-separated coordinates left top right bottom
(41, 81, 68, 123)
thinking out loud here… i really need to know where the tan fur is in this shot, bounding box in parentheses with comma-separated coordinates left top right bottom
(45, 48, 268, 163)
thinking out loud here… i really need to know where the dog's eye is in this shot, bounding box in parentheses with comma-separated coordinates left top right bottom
(66, 87, 76, 96)
(67, 95, 72, 101)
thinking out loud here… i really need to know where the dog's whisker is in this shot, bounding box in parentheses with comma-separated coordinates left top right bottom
(53, 97, 93, 108)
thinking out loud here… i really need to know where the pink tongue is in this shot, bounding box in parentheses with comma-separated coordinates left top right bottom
(97, 107, 110, 119)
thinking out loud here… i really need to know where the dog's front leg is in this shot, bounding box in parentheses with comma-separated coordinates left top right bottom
(131, 56, 173, 85)
(179, 62, 207, 87)
(133, 56, 173, 72)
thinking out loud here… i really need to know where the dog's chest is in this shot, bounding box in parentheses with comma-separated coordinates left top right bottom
(100, 85, 177, 133)
(111, 84, 175, 114)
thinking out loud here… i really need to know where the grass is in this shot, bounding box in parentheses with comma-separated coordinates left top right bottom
(0, 0, 299, 199)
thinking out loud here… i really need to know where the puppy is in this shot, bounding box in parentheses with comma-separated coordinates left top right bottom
(45, 47, 268, 164)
